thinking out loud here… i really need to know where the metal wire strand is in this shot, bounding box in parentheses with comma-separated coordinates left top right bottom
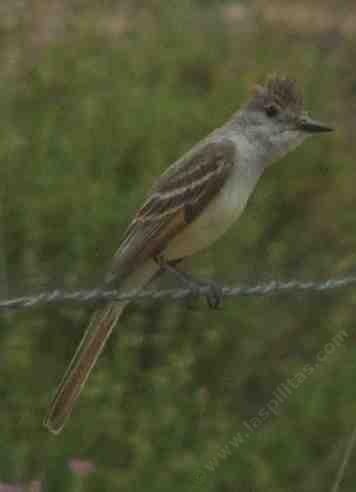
(1, 272, 356, 310)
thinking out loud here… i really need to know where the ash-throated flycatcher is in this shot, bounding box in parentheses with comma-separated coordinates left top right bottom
(44, 75, 333, 433)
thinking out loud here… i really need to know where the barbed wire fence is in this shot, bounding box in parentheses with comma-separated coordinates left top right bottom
(1, 271, 356, 310)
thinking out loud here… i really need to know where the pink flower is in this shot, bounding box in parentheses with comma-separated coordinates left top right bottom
(68, 459, 96, 478)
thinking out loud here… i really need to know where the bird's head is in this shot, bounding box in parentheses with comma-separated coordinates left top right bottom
(243, 75, 333, 163)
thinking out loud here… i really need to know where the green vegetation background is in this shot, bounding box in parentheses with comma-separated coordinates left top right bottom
(0, 1, 355, 490)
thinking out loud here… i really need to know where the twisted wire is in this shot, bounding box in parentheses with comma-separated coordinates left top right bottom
(0, 272, 355, 310)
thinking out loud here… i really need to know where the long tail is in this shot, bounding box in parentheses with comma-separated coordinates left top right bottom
(44, 301, 127, 434)
(44, 262, 158, 434)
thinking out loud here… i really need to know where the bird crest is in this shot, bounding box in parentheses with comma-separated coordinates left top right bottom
(250, 75, 304, 114)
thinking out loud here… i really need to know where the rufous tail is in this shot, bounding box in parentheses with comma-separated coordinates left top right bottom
(44, 262, 158, 434)
(44, 301, 127, 434)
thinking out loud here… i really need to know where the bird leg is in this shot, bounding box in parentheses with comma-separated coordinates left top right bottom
(154, 256, 223, 309)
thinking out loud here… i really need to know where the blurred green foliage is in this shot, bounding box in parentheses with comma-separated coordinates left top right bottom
(0, 1, 356, 491)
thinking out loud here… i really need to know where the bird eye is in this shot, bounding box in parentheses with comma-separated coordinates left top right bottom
(265, 103, 279, 117)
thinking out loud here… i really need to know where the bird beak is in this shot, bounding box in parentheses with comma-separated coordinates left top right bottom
(299, 115, 334, 133)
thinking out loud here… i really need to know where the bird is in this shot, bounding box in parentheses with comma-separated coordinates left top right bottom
(44, 75, 333, 433)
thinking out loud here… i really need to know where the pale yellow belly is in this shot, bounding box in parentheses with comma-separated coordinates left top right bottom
(164, 209, 237, 260)
(164, 165, 253, 260)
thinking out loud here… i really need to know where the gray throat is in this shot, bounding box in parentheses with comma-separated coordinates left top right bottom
(215, 112, 270, 178)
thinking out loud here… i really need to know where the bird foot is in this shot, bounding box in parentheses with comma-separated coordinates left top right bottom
(202, 280, 224, 309)
(154, 256, 223, 309)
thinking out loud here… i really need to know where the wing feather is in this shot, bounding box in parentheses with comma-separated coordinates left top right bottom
(107, 140, 236, 282)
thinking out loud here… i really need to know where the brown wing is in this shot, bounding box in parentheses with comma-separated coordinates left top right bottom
(107, 140, 236, 283)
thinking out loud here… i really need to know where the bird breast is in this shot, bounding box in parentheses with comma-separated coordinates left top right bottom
(164, 160, 260, 260)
